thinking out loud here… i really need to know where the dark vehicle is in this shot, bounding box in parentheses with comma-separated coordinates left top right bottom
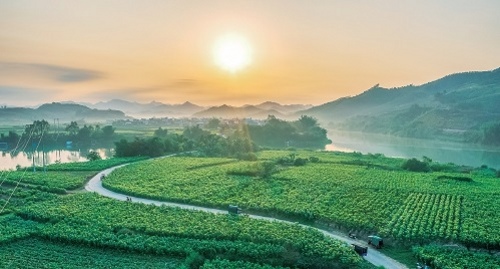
(368, 235, 384, 248)
(348, 232, 357, 239)
(228, 205, 241, 214)
(352, 244, 368, 256)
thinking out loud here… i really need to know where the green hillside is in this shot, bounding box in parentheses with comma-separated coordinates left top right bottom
(302, 68, 500, 142)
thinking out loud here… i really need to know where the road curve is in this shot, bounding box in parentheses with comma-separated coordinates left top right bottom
(85, 162, 408, 269)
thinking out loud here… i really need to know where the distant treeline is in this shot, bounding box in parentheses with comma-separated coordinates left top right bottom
(115, 115, 331, 158)
(0, 120, 117, 151)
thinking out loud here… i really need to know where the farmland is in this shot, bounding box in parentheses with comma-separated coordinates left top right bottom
(101, 151, 500, 267)
(2, 150, 500, 268)
(0, 155, 371, 269)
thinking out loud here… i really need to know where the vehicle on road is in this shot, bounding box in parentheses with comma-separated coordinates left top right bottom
(368, 235, 384, 249)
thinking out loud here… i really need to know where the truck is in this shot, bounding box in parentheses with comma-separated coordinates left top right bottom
(352, 244, 368, 256)
(368, 235, 384, 248)
(228, 205, 242, 214)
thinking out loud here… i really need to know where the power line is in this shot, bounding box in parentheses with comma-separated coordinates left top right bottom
(0, 127, 35, 188)
(0, 128, 43, 214)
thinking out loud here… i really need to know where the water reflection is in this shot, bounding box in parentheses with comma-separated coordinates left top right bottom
(325, 131, 500, 169)
(0, 148, 113, 170)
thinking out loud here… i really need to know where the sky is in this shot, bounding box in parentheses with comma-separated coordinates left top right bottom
(1, 0, 500, 107)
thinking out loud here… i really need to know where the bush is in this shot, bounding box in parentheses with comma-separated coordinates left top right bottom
(402, 158, 431, 172)
(184, 251, 205, 269)
(309, 156, 320, 163)
(293, 158, 308, 166)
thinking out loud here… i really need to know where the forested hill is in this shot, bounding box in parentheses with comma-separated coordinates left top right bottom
(0, 103, 126, 124)
(301, 67, 500, 142)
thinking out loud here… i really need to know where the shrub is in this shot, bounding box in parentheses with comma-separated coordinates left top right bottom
(402, 158, 430, 172)
(293, 158, 308, 166)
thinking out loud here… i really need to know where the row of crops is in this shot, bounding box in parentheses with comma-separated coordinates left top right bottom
(102, 152, 500, 251)
(383, 193, 461, 241)
(413, 244, 500, 269)
(0, 238, 182, 269)
(9, 193, 368, 269)
(0, 237, 289, 269)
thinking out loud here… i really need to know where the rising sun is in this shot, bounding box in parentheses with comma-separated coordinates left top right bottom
(213, 33, 252, 73)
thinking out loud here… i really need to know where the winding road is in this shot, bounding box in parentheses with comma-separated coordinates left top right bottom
(85, 162, 408, 269)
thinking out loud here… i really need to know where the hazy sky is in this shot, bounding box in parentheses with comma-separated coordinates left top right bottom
(1, 0, 499, 106)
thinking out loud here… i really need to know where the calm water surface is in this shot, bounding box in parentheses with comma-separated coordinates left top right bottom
(0, 148, 113, 170)
(325, 131, 500, 169)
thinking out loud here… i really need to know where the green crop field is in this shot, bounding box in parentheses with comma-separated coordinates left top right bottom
(2, 151, 499, 268)
(1, 176, 370, 269)
(0, 238, 183, 269)
(0, 157, 147, 194)
(13, 193, 366, 268)
(101, 151, 500, 268)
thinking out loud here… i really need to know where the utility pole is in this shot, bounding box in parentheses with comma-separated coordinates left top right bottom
(43, 142, 46, 173)
(32, 146, 35, 172)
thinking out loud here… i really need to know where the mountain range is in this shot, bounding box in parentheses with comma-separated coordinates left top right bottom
(0, 103, 126, 125)
(192, 102, 312, 119)
(88, 99, 204, 118)
(1, 67, 498, 141)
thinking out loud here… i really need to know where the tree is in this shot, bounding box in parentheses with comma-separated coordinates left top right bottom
(183, 125, 208, 140)
(25, 120, 50, 138)
(154, 127, 168, 137)
(77, 125, 94, 143)
(101, 125, 115, 138)
(86, 151, 102, 161)
(206, 118, 221, 130)
(297, 115, 319, 131)
(66, 121, 79, 136)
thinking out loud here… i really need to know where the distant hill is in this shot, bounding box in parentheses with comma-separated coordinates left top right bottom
(0, 102, 126, 125)
(300, 67, 500, 139)
(255, 101, 312, 114)
(90, 99, 204, 118)
(193, 102, 310, 119)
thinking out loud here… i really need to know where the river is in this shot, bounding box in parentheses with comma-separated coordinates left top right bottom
(325, 131, 500, 169)
(1, 132, 499, 170)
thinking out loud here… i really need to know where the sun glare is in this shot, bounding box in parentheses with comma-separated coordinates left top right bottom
(213, 33, 252, 73)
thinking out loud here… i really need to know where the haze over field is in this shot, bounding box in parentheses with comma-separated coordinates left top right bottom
(1, 1, 500, 107)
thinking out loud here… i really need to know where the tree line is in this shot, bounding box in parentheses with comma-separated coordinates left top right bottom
(0, 120, 117, 150)
(115, 115, 330, 158)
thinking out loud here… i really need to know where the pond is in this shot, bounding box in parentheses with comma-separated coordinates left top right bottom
(0, 148, 113, 171)
(325, 130, 500, 169)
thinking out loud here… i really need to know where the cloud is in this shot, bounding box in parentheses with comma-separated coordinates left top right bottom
(0, 86, 61, 106)
(169, 79, 203, 89)
(0, 62, 103, 83)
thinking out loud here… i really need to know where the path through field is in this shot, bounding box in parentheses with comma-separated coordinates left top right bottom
(85, 162, 408, 269)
